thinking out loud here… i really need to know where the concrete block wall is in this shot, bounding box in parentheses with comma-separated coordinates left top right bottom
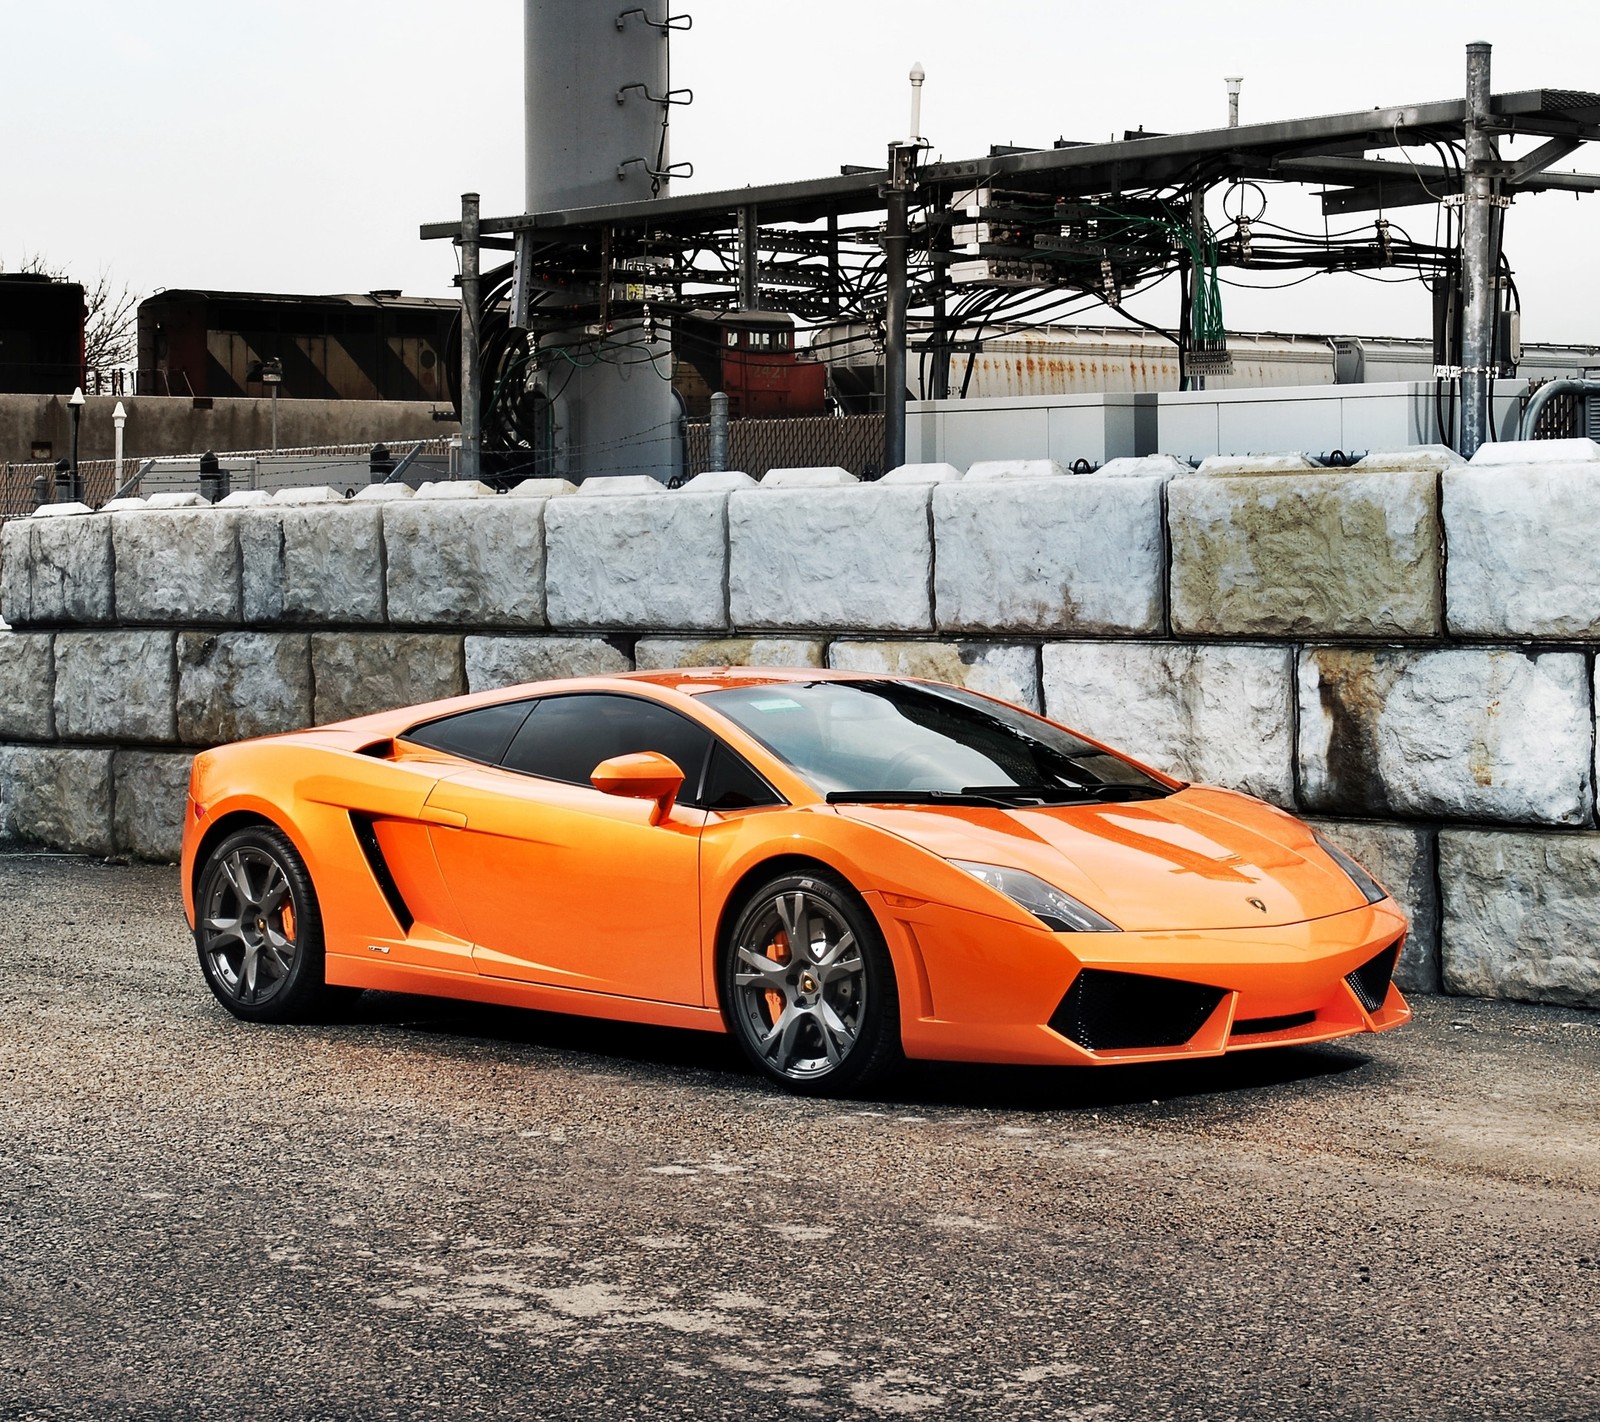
(5, 446, 1600, 1012)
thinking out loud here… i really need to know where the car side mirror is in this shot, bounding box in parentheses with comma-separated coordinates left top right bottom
(590, 752, 685, 824)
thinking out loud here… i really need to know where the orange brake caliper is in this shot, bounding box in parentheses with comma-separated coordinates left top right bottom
(764, 929, 791, 1026)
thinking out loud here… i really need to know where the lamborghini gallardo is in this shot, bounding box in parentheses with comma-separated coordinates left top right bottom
(181, 669, 1409, 1094)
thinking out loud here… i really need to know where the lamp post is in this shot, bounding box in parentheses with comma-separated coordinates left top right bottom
(112, 401, 127, 486)
(67, 386, 86, 502)
(261, 357, 283, 452)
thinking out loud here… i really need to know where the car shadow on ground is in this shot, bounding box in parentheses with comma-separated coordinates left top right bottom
(332, 990, 1373, 1114)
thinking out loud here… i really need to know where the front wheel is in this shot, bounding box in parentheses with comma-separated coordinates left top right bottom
(194, 825, 346, 1023)
(721, 870, 901, 1096)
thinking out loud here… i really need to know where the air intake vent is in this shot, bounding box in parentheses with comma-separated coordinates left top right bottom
(1049, 969, 1226, 1051)
(1232, 1011, 1316, 1037)
(1346, 944, 1400, 1013)
(350, 814, 414, 933)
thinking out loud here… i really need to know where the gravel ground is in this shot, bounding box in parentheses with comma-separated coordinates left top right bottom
(0, 852, 1596, 1422)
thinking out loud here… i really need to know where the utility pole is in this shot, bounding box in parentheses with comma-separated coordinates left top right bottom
(1460, 42, 1499, 457)
(883, 62, 925, 475)
(459, 191, 483, 482)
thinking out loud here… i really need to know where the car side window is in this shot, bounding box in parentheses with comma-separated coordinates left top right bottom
(400, 700, 535, 765)
(701, 742, 782, 811)
(500, 694, 716, 799)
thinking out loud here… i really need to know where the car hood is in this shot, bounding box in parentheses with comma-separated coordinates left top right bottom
(835, 785, 1368, 931)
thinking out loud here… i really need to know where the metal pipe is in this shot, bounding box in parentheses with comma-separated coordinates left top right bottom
(1460, 42, 1497, 458)
(459, 191, 483, 482)
(884, 142, 914, 473)
(738, 206, 757, 309)
(1517, 379, 1600, 441)
(708, 392, 730, 472)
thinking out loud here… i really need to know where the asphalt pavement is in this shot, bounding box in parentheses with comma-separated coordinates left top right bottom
(0, 852, 1596, 1422)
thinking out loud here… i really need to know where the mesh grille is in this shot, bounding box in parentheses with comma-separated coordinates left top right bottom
(1346, 944, 1401, 1013)
(1049, 969, 1226, 1052)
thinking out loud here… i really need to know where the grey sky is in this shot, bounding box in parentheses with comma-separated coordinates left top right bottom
(5, 0, 1597, 343)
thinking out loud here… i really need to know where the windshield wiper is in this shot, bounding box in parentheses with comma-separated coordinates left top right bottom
(960, 783, 1172, 804)
(825, 789, 1022, 809)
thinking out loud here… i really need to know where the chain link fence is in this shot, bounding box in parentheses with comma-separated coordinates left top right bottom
(0, 437, 459, 524)
(683, 414, 887, 480)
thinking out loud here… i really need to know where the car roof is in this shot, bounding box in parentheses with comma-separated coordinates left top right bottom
(615, 666, 871, 695)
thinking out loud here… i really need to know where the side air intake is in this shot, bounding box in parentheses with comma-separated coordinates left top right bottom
(1049, 969, 1226, 1052)
(349, 814, 415, 934)
(1346, 944, 1401, 1013)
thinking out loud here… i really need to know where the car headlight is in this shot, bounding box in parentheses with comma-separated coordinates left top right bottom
(1312, 832, 1388, 906)
(950, 860, 1119, 932)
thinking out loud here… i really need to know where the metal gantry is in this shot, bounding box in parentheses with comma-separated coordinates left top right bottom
(425, 44, 1600, 469)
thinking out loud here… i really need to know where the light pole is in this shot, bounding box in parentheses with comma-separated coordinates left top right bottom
(68, 386, 86, 502)
(261, 357, 283, 452)
(112, 401, 127, 486)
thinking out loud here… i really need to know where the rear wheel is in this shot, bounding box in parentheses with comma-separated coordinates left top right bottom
(195, 825, 348, 1023)
(721, 870, 901, 1096)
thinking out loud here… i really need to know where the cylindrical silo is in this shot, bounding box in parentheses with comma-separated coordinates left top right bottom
(523, 0, 679, 482)
(525, 1, 672, 212)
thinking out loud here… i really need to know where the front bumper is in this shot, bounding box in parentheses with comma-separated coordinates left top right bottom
(872, 895, 1410, 1067)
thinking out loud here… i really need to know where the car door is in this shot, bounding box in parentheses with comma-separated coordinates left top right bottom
(422, 693, 713, 1006)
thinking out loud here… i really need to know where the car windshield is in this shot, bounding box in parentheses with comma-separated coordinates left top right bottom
(700, 680, 1173, 804)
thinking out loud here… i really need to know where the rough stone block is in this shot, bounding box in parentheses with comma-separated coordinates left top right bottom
(1306, 819, 1440, 993)
(240, 504, 385, 625)
(1170, 470, 1441, 638)
(1444, 459, 1600, 637)
(385, 498, 546, 628)
(113, 750, 194, 861)
(1439, 830, 1600, 1008)
(1041, 641, 1295, 805)
(0, 513, 114, 626)
(934, 477, 1165, 635)
(465, 636, 631, 691)
(0, 632, 54, 740)
(546, 490, 729, 631)
(729, 485, 932, 632)
(113, 509, 243, 624)
(964, 459, 1065, 482)
(761, 467, 856, 488)
(0, 745, 114, 854)
(310, 634, 464, 724)
(54, 631, 177, 744)
(633, 637, 826, 670)
(1298, 647, 1591, 826)
(827, 640, 1041, 711)
(176, 632, 313, 744)
(1468, 437, 1600, 466)
(1193, 453, 1320, 476)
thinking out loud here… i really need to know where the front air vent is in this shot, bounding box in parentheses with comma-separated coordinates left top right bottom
(1346, 944, 1401, 1012)
(350, 814, 414, 933)
(1232, 1011, 1317, 1037)
(1049, 969, 1226, 1052)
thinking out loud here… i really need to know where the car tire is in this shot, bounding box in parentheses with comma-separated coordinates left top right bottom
(194, 825, 350, 1024)
(721, 869, 901, 1096)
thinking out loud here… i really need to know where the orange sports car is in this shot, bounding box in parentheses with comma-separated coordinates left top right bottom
(181, 669, 1408, 1095)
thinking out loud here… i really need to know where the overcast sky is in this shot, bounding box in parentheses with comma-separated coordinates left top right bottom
(5, 0, 1598, 344)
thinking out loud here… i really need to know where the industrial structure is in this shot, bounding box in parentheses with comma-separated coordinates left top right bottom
(0, 275, 85, 395)
(135, 290, 457, 403)
(425, 15, 1600, 479)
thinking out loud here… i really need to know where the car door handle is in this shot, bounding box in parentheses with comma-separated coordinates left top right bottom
(419, 806, 469, 828)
